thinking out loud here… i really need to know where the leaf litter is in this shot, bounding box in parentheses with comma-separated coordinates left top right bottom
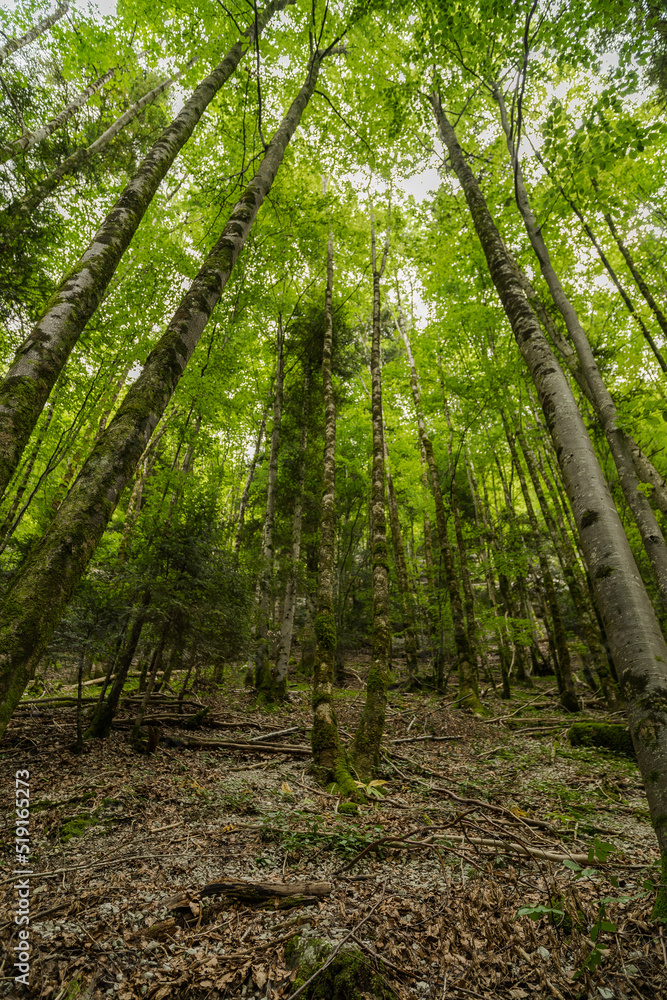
(1, 673, 666, 999)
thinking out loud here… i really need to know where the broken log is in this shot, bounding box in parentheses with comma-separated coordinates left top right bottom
(165, 879, 331, 911)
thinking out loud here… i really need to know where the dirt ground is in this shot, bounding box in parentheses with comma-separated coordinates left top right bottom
(1, 662, 666, 999)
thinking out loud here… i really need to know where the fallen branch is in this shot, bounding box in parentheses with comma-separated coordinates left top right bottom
(390, 735, 463, 744)
(157, 736, 311, 755)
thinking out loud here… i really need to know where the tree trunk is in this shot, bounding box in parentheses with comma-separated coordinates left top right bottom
(11, 60, 197, 222)
(433, 93, 667, 917)
(399, 314, 483, 713)
(311, 214, 355, 794)
(0, 44, 332, 738)
(491, 84, 667, 608)
(383, 427, 419, 685)
(602, 209, 667, 340)
(501, 411, 579, 711)
(0, 0, 287, 503)
(233, 400, 270, 563)
(273, 375, 309, 699)
(518, 428, 620, 710)
(350, 209, 391, 782)
(0, 69, 116, 164)
(85, 590, 151, 739)
(252, 324, 283, 696)
(0, 3, 69, 67)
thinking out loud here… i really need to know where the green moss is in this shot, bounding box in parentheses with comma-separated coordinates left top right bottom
(60, 813, 101, 843)
(568, 723, 636, 759)
(285, 936, 394, 999)
(581, 509, 599, 528)
(651, 852, 667, 921)
(337, 802, 358, 816)
(314, 612, 337, 651)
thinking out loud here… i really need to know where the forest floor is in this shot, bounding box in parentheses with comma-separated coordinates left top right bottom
(1, 656, 666, 1000)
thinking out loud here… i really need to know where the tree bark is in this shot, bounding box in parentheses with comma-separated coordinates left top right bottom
(350, 208, 391, 782)
(0, 44, 331, 739)
(433, 92, 667, 917)
(0, 3, 69, 67)
(0, 0, 287, 503)
(517, 427, 620, 709)
(0, 69, 116, 164)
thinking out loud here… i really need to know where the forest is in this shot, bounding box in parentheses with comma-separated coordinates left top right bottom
(1, 0, 667, 996)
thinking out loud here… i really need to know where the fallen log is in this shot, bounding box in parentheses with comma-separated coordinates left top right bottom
(165, 879, 331, 911)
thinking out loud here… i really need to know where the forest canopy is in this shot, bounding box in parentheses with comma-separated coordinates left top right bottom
(3, 0, 667, 988)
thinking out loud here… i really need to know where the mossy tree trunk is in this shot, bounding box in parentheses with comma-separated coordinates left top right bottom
(349, 209, 391, 782)
(0, 0, 287, 503)
(399, 314, 483, 714)
(0, 45, 333, 738)
(273, 372, 309, 700)
(433, 92, 667, 918)
(311, 215, 355, 796)
(252, 323, 284, 698)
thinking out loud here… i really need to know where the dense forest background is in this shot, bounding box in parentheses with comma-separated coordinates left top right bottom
(2, 1, 667, 997)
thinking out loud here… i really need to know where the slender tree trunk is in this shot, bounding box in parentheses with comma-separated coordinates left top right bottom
(602, 209, 667, 340)
(253, 325, 284, 696)
(501, 412, 579, 711)
(0, 397, 56, 542)
(10, 60, 197, 222)
(399, 314, 483, 713)
(350, 208, 390, 782)
(383, 427, 419, 685)
(491, 85, 667, 608)
(433, 93, 667, 917)
(441, 389, 478, 680)
(233, 401, 269, 563)
(85, 590, 151, 738)
(512, 254, 667, 518)
(132, 627, 167, 741)
(0, 69, 116, 164)
(0, 3, 69, 67)
(0, 0, 288, 503)
(569, 201, 667, 373)
(311, 215, 355, 794)
(273, 376, 309, 699)
(0, 45, 332, 737)
(518, 428, 620, 709)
